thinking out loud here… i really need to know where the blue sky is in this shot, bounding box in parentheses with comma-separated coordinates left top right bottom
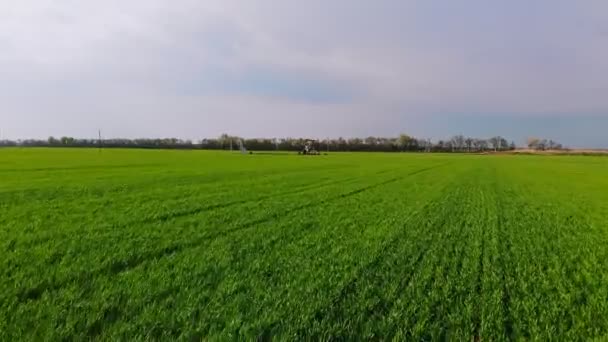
(1, 0, 607, 147)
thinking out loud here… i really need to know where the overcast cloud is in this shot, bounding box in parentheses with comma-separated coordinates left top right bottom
(1, 0, 607, 146)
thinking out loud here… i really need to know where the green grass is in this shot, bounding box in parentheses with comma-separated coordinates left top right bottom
(2, 148, 608, 340)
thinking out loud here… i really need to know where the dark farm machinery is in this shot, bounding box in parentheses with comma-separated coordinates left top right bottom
(298, 140, 322, 155)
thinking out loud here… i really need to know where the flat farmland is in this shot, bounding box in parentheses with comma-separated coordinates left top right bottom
(2, 148, 608, 340)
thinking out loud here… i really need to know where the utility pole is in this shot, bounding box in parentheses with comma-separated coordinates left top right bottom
(98, 129, 102, 152)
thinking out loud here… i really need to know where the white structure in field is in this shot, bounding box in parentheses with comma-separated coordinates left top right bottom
(238, 139, 248, 154)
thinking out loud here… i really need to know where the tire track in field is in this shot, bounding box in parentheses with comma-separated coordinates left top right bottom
(101, 168, 434, 275)
(372, 184, 474, 340)
(18, 174, 391, 302)
(13, 171, 366, 249)
(296, 179, 463, 337)
(7, 175, 359, 291)
(0, 162, 352, 204)
(73, 167, 393, 231)
(136, 174, 367, 225)
(472, 188, 488, 341)
(489, 166, 514, 340)
(110, 163, 447, 258)
(10, 167, 393, 276)
(0, 163, 168, 173)
(141, 167, 398, 224)
(421, 192, 473, 340)
(14, 164, 448, 304)
(473, 211, 486, 341)
(494, 183, 514, 340)
(89, 165, 449, 337)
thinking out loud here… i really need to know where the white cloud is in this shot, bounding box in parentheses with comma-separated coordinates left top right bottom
(1, 0, 607, 141)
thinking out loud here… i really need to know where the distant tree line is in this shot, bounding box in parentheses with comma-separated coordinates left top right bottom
(0, 137, 196, 149)
(526, 137, 564, 151)
(0, 134, 564, 152)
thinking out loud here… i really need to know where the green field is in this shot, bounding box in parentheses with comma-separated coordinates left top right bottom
(2, 148, 608, 340)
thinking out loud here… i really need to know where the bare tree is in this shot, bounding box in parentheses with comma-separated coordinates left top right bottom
(465, 137, 474, 152)
(527, 137, 540, 149)
(478, 139, 489, 151)
(364, 136, 377, 147)
(488, 136, 505, 151)
(398, 134, 414, 151)
(450, 135, 466, 152)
